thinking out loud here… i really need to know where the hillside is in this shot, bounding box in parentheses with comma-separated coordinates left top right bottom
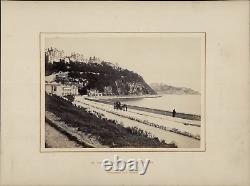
(150, 83, 200, 95)
(45, 50, 156, 96)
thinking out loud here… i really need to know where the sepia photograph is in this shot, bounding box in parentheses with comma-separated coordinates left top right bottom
(41, 33, 205, 151)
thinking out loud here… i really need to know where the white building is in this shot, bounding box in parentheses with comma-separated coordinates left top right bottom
(45, 74, 56, 83)
(45, 72, 68, 83)
(45, 82, 79, 96)
(55, 71, 68, 79)
(87, 89, 103, 97)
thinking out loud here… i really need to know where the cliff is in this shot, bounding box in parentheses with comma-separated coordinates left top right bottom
(45, 51, 156, 96)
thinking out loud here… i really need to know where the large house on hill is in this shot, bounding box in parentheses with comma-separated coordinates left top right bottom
(45, 47, 64, 64)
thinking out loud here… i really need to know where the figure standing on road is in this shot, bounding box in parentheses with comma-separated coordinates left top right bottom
(172, 109, 176, 117)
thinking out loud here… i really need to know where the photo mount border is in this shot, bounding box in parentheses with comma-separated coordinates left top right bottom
(39, 32, 206, 153)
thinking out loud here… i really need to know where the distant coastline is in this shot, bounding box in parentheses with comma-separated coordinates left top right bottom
(150, 83, 200, 95)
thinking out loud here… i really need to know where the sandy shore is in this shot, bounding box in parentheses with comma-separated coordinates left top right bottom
(74, 96, 201, 148)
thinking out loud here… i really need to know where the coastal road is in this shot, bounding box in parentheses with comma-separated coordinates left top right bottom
(74, 96, 201, 148)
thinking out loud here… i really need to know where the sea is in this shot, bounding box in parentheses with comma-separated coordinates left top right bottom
(122, 94, 201, 115)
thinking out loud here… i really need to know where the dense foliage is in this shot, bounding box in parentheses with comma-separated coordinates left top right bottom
(45, 59, 156, 95)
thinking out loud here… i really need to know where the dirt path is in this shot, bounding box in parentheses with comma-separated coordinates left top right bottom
(45, 122, 82, 148)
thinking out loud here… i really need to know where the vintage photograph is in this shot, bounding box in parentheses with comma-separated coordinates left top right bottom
(2, 1, 250, 186)
(41, 33, 205, 150)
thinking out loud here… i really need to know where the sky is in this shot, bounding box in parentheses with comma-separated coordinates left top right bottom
(45, 35, 203, 92)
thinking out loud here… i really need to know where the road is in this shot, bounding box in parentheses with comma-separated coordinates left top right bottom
(74, 96, 201, 148)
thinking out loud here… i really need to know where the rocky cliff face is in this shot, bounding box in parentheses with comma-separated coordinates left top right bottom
(113, 80, 154, 95)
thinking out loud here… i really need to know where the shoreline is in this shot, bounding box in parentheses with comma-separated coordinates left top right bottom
(92, 94, 162, 100)
(85, 97, 201, 121)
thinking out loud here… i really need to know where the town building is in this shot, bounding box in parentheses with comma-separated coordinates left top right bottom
(55, 71, 68, 79)
(45, 82, 79, 96)
(87, 89, 103, 97)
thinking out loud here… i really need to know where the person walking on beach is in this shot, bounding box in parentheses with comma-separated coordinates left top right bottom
(172, 109, 176, 117)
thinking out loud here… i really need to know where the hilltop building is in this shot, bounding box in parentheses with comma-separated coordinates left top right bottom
(70, 52, 85, 62)
(45, 47, 64, 64)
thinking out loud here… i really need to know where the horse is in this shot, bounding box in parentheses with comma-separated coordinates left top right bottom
(121, 104, 128, 111)
(114, 101, 127, 111)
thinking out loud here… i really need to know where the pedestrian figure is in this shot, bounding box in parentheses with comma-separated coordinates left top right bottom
(172, 109, 176, 117)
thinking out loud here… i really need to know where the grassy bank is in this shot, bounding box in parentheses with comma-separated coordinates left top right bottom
(86, 98, 201, 121)
(45, 119, 93, 148)
(45, 94, 177, 148)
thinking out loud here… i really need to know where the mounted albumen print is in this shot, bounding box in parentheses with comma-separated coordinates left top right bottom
(40, 33, 205, 151)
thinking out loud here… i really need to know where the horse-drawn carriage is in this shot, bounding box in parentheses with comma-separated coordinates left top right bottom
(113, 101, 128, 111)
